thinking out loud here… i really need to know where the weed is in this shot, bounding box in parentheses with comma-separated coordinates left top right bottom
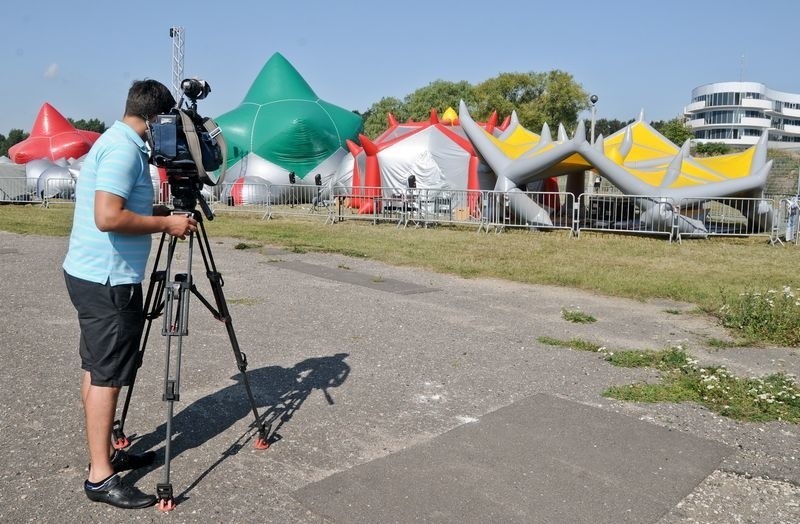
(234, 242, 262, 250)
(537, 336, 603, 352)
(717, 286, 800, 346)
(603, 348, 800, 423)
(227, 297, 261, 306)
(561, 309, 596, 324)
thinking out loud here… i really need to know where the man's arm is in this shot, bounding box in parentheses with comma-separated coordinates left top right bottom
(94, 191, 196, 238)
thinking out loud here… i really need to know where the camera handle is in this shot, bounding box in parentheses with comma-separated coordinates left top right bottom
(112, 209, 270, 512)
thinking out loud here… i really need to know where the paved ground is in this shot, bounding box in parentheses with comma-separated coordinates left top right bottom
(0, 230, 798, 523)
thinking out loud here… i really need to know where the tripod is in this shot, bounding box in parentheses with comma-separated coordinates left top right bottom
(112, 187, 269, 512)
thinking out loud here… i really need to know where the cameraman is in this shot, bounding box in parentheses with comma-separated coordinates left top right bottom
(63, 79, 196, 509)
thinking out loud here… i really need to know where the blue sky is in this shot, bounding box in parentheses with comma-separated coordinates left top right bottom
(2, 0, 798, 136)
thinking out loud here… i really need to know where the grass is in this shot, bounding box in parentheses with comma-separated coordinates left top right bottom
(603, 350, 800, 423)
(561, 308, 596, 324)
(538, 335, 800, 423)
(3, 204, 800, 345)
(537, 336, 604, 352)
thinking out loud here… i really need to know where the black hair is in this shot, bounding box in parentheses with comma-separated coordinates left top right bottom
(124, 79, 176, 120)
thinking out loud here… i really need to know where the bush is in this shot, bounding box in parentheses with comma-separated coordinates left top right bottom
(717, 286, 800, 346)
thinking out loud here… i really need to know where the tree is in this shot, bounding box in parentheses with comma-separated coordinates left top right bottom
(473, 70, 588, 133)
(693, 142, 731, 156)
(403, 79, 475, 122)
(361, 70, 589, 138)
(68, 118, 106, 134)
(591, 118, 635, 140)
(361, 96, 406, 138)
(0, 129, 29, 157)
(652, 118, 694, 145)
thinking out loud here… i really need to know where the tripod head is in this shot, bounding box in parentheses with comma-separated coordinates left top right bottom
(167, 170, 214, 221)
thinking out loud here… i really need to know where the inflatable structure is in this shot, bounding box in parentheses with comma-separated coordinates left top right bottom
(333, 107, 519, 215)
(215, 53, 363, 204)
(334, 108, 500, 214)
(458, 102, 772, 233)
(8, 103, 100, 164)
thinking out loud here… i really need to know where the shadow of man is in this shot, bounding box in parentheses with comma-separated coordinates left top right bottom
(122, 352, 350, 500)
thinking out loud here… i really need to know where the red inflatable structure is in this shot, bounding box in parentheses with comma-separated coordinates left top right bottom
(346, 108, 506, 215)
(8, 103, 100, 164)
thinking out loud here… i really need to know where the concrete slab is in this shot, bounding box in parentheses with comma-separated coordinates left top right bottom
(294, 394, 732, 523)
(271, 259, 439, 295)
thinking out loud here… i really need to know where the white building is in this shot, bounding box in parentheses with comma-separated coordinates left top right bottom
(684, 81, 800, 148)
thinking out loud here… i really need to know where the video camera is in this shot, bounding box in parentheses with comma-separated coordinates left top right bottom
(147, 78, 227, 215)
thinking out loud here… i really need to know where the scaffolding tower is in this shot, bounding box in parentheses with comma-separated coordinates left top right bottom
(169, 26, 185, 102)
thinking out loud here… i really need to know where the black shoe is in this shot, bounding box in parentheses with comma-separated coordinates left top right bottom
(111, 450, 156, 473)
(84, 475, 157, 509)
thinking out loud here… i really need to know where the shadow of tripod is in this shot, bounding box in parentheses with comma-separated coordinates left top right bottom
(121, 353, 350, 503)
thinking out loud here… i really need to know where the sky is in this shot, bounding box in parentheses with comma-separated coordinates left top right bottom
(2, 0, 799, 136)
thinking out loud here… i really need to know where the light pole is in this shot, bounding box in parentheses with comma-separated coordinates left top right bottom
(589, 94, 599, 144)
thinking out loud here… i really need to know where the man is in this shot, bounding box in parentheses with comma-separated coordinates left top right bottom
(63, 79, 197, 509)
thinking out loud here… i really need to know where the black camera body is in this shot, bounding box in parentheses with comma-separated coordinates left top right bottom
(147, 79, 227, 216)
(148, 108, 224, 186)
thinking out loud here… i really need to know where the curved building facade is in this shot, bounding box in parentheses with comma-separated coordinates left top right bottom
(684, 81, 800, 148)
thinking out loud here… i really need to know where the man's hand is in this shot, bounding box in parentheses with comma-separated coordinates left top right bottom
(163, 214, 197, 239)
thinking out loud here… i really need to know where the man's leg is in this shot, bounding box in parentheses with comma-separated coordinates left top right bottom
(83, 372, 120, 483)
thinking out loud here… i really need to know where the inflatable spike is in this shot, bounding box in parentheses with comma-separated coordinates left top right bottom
(346, 138, 362, 157)
(638, 108, 645, 122)
(661, 141, 689, 187)
(749, 131, 768, 177)
(499, 115, 511, 131)
(573, 120, 586, 144)
(441, 107, 459, 125)
(359, 134, 378, 156)
(387, 113, 399, 128)
(557, 123, 568, 143)
(488, 111, 498, 128)
(619, 127, 633, 160)
(594, 134, 605, 152)
(540, 123, 552, 144)
(429, 108, 439, 124)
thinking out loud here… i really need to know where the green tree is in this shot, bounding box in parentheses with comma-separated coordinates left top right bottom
(403, 79, 475, 122)
(652, 118, 694, 145)
(362, 71, 589, 139)
(0, 129, 30, 157)
(591, 118, 635, 139)
(473, 70, 588, 133)
(693, 142, 731, 156)
(68, 118, 106, 134)
(362, 96, 407, 138)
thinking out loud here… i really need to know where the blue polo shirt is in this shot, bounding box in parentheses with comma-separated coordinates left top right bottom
(63, 121, 154, 285)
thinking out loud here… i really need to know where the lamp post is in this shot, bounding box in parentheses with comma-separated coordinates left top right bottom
(589, 94, 599, 144)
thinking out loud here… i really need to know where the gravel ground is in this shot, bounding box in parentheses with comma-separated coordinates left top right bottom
(0, 230, 798, 523)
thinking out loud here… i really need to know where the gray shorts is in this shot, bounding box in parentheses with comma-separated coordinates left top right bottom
(64, 271, 145, 387)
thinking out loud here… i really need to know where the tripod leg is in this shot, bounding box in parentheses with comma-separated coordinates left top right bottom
(194, 221, 270, 449)
(155, 234, 192, 512)
(112, 233, 170, 450)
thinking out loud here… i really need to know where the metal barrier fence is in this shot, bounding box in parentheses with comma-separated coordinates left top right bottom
(4, 175, 797, 247)
(0, 177, 42, 204)
(41, 177, 76, 206)
(577, 194, 680, 241)
(366, 188, 484, 228)
(679, 196, 775, 239)
(479, 190, 574, 233)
